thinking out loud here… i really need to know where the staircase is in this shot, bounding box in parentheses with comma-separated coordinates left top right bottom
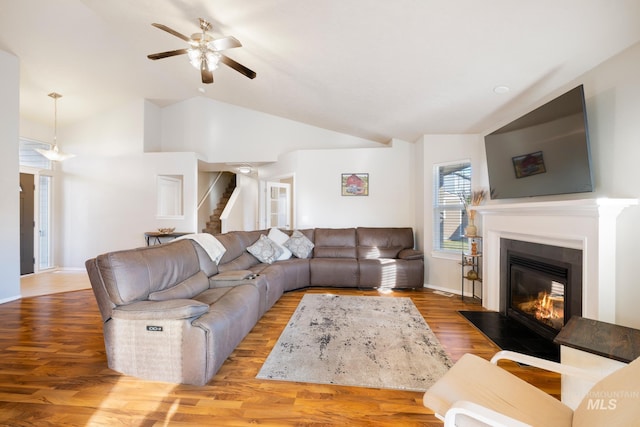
(203, 175, 236, 235)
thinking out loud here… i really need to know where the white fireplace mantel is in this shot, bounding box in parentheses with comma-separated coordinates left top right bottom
(474, 198, 638, 322)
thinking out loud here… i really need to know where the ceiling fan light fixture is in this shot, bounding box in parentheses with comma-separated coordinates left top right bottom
(187, 48, 220, 71)
(148, 19, 255, 81)
(205, 51, 221, 71)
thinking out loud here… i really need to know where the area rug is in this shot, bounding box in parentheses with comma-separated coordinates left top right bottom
(257, 294, 453, 391)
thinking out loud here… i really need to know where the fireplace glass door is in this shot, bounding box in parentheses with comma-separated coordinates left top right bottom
(509, 264, 566, 334)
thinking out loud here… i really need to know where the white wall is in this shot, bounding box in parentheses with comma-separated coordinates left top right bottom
(20, 117, 51, 143)
(579, 42, 640, 328)
(262, 139, 417, 230)
(58, 151, 200, 268)
(160, 97, 383, 164)
(63, 98, 147, 157)
(0, 50, 20, 302)
(143, 100, 162, 152)
(419, 134, 486, 294)
(223, 174, 260, 232)
(54, 100, 201, 268)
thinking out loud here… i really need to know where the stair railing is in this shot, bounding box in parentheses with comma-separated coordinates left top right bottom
(197, 171, 224, 211)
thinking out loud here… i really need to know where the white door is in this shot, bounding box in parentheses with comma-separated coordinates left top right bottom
(266, 182, 291, 229)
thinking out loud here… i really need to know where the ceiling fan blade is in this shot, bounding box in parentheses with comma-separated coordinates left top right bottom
(151, 23, 191, 42)
(209, 36, 242, 51)
(220, 55, 256, 79)
(147, 49, 188, 60)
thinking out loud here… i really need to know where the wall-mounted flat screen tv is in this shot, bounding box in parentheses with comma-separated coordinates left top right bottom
(484, 85, 594, 199)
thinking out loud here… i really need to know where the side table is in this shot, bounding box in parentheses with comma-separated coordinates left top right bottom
(144, 231, 192, 246)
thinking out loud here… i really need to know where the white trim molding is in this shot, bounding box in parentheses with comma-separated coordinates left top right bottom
(475, 198, 638, 322)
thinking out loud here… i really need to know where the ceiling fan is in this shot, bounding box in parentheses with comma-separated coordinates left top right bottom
(147, 18, 256, 84)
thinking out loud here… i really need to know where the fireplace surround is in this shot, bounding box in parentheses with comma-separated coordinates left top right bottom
(475, 198, 637, 323)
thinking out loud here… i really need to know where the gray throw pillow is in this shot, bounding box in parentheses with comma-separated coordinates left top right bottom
(284, 230, 314, 259)
(246, 234, 283, 264)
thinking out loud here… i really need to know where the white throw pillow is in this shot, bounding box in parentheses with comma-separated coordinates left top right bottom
(268, 228, 293, 260)
(247, 234, 284, 264)
(284, 230, 314, 259)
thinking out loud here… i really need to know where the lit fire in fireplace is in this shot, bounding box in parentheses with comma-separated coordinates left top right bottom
(518, 291, 564, 330)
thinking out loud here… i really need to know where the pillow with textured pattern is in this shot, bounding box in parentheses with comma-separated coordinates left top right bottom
(247, 234, 283, 264)
(284, 230, 314, 259)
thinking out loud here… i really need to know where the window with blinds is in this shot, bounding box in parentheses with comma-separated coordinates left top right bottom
(19, 139, 52, 170)
(433, 161, 471, 253)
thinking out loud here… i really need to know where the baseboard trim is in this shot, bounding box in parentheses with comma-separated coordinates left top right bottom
(424, 283, 461, 295)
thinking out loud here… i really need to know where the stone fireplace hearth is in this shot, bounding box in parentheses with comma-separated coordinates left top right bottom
(475, 198, 637, 323)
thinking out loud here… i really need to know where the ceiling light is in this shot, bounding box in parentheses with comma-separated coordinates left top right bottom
(35, 92, 75, 162)
(237, 165, 252, 174)
(493, 85, 510, 94)
(187, 47, 220, 71)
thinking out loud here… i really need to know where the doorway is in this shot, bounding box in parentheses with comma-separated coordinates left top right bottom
(266, 181, 291, 229)
(20, 173, 35, 275)
(19, 139, 54, 273)
(264, 175, 295, 230)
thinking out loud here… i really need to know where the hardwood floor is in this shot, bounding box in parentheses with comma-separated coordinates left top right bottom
(0, 275, 560, 426)
(20, 270, 90, 298)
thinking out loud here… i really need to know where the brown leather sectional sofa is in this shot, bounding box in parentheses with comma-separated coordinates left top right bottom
(85, 227, 424, 385)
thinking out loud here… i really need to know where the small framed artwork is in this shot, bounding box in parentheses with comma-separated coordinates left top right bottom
(512, 151, 546, 179)
(341, 173, 369, 196)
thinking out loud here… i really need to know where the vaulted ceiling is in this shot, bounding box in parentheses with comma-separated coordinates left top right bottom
(1, 0, 639, 143)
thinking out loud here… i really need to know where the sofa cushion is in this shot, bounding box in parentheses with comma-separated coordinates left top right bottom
(358, 246, 403, 259)
(398, 248, 424, 260)
(209, 270, 254, 287)
(284, 230, 315, 259)
(359, 259, 409, 287)
(247, 234, 283, 264)
(112, 299, 210, 320)
(211, 270, 254, 281)
(96, 239, 201, 305)
(218, 252, 261, 272)
(313, 228, 356, 258)
(267, 258, 311, 292)
(214, 232, 246, 264)
(268, 228, 293, 260)
(310, 258, 359, 286)
(190, 241, 219, 277)
(356, 227, 415, 260)
(148, 271, 209, 301)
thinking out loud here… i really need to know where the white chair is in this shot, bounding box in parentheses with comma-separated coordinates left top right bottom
(423, 350, 640, 426)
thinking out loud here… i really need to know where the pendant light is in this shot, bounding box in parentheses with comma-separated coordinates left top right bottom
(35, 92, 75, 161)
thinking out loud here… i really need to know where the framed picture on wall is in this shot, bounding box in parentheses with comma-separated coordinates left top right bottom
(341, 173, 369, 196)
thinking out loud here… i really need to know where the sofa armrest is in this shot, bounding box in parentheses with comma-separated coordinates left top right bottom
(490, 350, 602, 382)
(398, 248, 423, 260)
(111, 299, 209, 321)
